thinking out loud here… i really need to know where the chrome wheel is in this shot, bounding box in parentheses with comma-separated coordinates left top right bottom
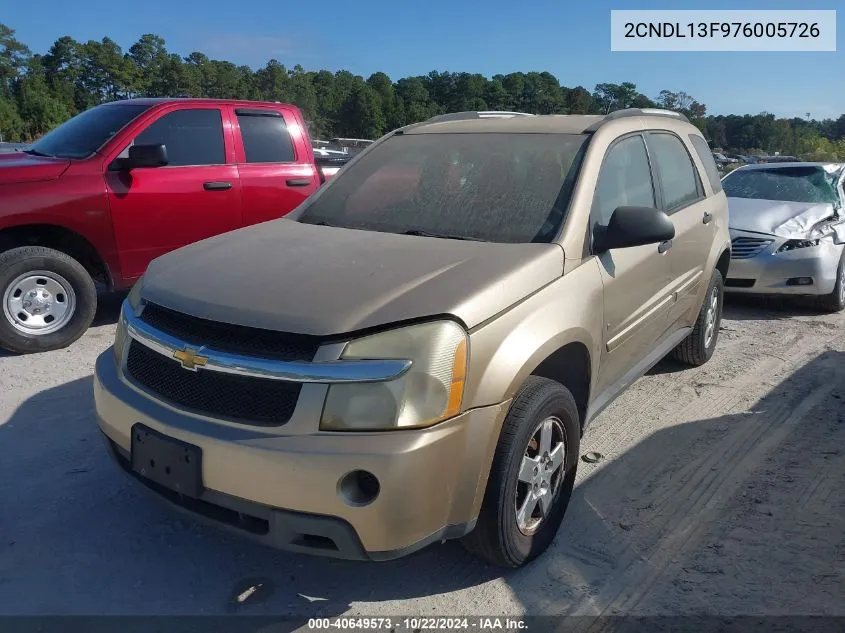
(2, 271, 77, 335)
(703, 285, 719, 349)
(515, 416, 566, 536)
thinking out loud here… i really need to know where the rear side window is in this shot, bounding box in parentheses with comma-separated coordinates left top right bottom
(594, 135, 656, 226)
(647, 133, 703, 211)
(134, 108, 225, 167)
(689, 134, 723, 193)
(237, 112, 295, 163)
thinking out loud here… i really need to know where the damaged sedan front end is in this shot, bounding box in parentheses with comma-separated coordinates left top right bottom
(722, 162, 845, 311)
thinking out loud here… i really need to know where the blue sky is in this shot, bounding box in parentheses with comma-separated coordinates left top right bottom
(4, 0, 843, 119)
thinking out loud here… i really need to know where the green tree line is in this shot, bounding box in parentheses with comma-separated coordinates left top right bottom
(3, 23, 845, 160)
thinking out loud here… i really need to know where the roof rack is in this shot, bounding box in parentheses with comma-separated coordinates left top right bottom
(585, 108, 690, 132)
(425, 111, 535, 123)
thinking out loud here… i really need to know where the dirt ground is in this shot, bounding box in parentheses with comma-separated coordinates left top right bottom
(1, 292, 843, 619)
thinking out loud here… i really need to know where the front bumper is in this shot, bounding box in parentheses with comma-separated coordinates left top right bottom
(94, 351, 509, 560)
(725, 234, 843, 296)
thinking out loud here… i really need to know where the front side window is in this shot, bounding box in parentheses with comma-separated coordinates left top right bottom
(237, 112, 295, 163)
(298, 132, 590, 244)
(593, 135, 655, 226)
(722, 166, 842, 205)
(133, 108, 225, 167)
(27, 104, 152, 159)
(648, 133, 702, 211)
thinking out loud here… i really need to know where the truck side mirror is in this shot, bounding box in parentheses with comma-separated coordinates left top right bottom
(111, 144, 169, 171)
(127, 144, 169, 168)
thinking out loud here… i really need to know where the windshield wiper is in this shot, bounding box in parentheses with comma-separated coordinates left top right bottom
(401, 229, 485, 242)
(23, 148, 55, 158)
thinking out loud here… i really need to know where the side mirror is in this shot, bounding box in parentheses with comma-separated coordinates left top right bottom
(593, 206, 675, 253)
(112, 144, 168, 170)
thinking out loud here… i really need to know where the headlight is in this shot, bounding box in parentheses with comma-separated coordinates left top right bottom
(113, 279, 143, 364)
(320, 320, 468, 431)
(776, 239, 820, 253)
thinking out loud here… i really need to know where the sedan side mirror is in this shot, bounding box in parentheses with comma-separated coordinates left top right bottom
(593, 206, 675, 253)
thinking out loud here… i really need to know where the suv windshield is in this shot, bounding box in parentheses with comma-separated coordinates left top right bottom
(297, 132, 589, 243)
(723, 166, 842, 205)
(27, 103, 152, 159)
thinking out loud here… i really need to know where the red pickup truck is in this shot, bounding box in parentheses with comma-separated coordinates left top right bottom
(0, 98, 343, 354)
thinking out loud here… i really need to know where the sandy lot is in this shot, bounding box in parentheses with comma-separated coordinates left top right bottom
(1, 293, 843, 619)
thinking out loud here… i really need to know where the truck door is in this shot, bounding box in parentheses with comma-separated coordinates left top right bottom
(105, 105, 242, 281)
(231, 106, 320, 227)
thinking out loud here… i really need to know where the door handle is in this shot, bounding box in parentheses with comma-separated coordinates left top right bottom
(702, 211, 713, 225)
(658, 239, 673, 254)
(203, 181, 232, 191)
(286, 178, 313, 187)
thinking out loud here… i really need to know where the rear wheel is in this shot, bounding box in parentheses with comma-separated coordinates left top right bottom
(817, 250, 845, 313)
(0, 246, 97, 354)
(461, 376, 580, 568)
(672, 268, 724, 367)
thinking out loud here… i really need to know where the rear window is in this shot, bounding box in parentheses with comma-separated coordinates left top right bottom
(722, 166, 841, 204)
(297, 132, 590, 243)
(689, 134, 722, 193)
(237, 112, 296, 163)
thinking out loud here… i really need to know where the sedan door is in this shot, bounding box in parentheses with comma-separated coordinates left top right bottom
(591, 133, 674, 397)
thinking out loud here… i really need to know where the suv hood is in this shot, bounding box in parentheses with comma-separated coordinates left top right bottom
(0, 152, 71, 184)
(140, 219, 564, 336)
(727, 196, 843, 239)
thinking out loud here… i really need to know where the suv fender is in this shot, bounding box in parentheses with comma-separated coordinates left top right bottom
(464, 260, 604, 423)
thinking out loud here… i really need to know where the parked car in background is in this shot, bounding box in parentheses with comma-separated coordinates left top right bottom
(0, 98, 333, 354)
(722, 162, 845, 311)
(0, 142, 26, 153)
(95, 108, 731, 568)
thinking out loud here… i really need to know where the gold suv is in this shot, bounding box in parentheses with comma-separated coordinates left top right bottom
(95, 108, 731, 568)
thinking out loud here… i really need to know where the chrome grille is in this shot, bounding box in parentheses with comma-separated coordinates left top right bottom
(731, 236, 773, 259)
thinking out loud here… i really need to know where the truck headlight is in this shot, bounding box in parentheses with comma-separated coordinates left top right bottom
(320, 320, 468, 431)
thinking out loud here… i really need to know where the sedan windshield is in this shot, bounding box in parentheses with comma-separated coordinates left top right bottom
(297, 132, 590, 243)
(27, 103, 152, 159)
(723, 166, 842, 205)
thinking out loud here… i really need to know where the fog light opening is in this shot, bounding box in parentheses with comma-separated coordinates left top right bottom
(338, 470, 380, 507)
(786, 277, 814, 286)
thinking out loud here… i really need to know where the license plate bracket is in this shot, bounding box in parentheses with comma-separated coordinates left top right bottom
(131, 424, 204, 498)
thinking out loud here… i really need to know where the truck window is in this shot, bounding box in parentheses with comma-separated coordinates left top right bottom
(236, 112, 296, 163)
(133, 109, 225, 167)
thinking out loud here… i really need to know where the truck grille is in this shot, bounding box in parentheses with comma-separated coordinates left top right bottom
(126, 341, 301, 426)
(138, 302, 322, 361)
(731, 236, 773, 259)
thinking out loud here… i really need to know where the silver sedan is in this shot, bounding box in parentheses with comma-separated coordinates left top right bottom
(722, 162, 845, 311)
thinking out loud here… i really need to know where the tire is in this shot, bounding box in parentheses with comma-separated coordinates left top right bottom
(671, 268, 724, 367)
(0, 246, 97, 354)
(461, 376, 581, 568)
(817, 249, 845, 313)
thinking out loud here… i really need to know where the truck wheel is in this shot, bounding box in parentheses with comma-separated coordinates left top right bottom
(817, 250, 845, 313)
(461, 376, 580, 568)
(0, 246, 97, 354)
(671, 268, 724, 367)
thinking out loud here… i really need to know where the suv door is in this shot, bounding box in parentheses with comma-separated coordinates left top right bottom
(105, 106, 243, 280)
(232, 107, 320, 227)
(591, 133, 674, 395)
(645, 131, 714, 327)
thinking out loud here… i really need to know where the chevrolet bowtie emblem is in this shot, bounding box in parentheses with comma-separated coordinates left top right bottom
(173, 347, 208, 371)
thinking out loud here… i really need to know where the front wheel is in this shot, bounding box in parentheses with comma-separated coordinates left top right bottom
(461, 376, 581, 568)
(671, 268, 724, 367)
(0, 246, 97, 354)
(817, 250, 845, 313)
